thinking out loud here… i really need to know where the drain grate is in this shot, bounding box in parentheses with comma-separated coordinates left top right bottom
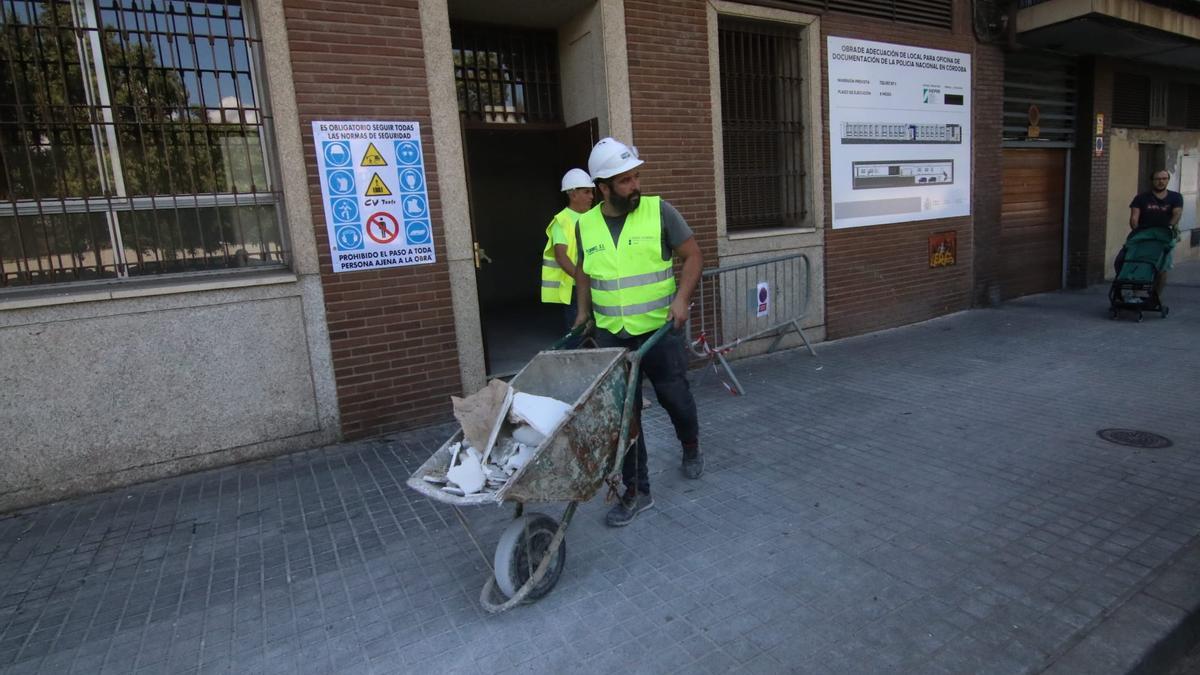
(1097, 429, 1173, 449)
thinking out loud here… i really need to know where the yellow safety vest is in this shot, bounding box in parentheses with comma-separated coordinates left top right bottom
(577, 196, 675, 336)
(540, 208, 579, 304)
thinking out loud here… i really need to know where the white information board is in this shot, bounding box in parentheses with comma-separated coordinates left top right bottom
(827, 37, 972, 229)
(313, 120, 436, 272)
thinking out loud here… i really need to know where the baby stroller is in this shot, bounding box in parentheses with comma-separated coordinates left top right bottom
(1108, 226, 1175, 321)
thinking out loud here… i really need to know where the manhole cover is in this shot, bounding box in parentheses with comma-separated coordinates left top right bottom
(1097, 429, 1173, 449)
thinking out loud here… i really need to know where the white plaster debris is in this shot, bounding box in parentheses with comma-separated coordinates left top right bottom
(509, 393, 571, 437)
(434, 388, 573, 498)
(504, 443, 535, 473)
(511, 424, 545, 447)
(446, 447, 485, 494)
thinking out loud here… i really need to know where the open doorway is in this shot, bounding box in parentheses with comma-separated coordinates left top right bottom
(450, 12, 604, 376)
(464, 122, 596, 376)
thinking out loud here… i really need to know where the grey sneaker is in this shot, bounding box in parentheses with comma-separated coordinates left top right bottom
(605, 491, 654, 527)
(682, 442, 704, 479)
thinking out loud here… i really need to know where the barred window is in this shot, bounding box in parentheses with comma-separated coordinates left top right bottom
(451, 23, 561, 126)
(0, 0, 284, 289)
(718, 16, 807, 232)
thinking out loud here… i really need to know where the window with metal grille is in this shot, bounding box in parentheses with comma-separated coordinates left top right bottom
(1112, 72, 1151, 127)
(0, 0, 283, 289)
(1188, 84, 1200, 130)
(451, 23, 561, 126)
(718, 17, 807, 232)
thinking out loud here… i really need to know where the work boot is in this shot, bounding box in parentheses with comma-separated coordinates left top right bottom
(681, 441, 704, 479)
(605, 489, 653, 527)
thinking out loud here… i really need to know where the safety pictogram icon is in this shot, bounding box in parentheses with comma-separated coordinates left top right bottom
(365, 173, 392, 196)
(323, 141, 351, 167)
(395, 141, 420, 165)
(365, 212, 401, 245)
(360, 143, 387, 167)
(405, 220, 431, 245)
(336, 225, 363, 250)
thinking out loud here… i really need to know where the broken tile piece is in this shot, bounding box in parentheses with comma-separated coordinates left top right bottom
(447, 447, 485, 494)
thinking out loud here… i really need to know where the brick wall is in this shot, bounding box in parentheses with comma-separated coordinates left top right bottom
(1084, 60, 1113, 286)
(973, 42, 1005, 306)
(623, 0, 719, 257)
(822, 2, 990, 338)
(284, 0, 460, 439)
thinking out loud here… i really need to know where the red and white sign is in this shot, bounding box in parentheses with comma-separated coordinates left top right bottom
(365, 212, 400, 245)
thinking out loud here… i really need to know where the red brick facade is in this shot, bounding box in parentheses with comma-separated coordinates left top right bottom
(822, 4, 992, 338)
(284, 0, 461, 439)
(623, 0, 720, 257)
(1079, 59, 1113, 287)
(283, 0, 1001, 438)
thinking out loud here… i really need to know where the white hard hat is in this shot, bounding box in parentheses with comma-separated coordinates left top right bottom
(560, 168, 594, 192)
(588, 137, 644, 180)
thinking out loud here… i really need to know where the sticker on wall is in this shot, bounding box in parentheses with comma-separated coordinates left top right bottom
(929, 230, 956, 268)
(313, 121, 437, 272)
(756, 282, 770, 318)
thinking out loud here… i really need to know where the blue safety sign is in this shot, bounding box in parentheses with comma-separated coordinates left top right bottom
(323, 141, 352, 167)
(330, 197, 358, 224)
(395, 141, 421, 166)
(398, 168, 424, 192)
(326, 169, 355, 196)
(401, 194, 428, 219)
(405, 220, 431, 245)
(336, 225, 363, 250)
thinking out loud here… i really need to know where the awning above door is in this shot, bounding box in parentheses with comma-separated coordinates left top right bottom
(1015, 0, 1200, 71)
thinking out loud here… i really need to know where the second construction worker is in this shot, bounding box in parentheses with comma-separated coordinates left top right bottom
(573, 137, 704, 527)
(541, 168, 594, 332)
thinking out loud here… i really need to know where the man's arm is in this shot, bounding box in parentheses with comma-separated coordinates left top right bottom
(667, 237, 703, 330)
(1129, 207, 1140, 231)
(553, 244, 576, 278)
(573, 264, 591, 327)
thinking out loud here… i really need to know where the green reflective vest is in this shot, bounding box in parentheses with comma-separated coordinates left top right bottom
(577, 196, 675, 336)
(540, 207, 580, 304)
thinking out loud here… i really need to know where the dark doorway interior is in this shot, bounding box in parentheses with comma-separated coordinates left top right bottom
(465, 121, 596, 376)
(1138, 143, 1166, 193)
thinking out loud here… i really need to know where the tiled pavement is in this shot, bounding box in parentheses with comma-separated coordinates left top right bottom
(2, 267, 1199, 675)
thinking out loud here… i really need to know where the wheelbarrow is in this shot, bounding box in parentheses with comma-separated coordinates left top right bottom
(405, 323, 668, 613)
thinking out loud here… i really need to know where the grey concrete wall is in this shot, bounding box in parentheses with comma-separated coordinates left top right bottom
(0, 0, 340, 513)
(0, 276, 339, 512)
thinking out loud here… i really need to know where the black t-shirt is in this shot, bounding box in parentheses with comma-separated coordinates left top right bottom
(1129, 190, 1183, 230)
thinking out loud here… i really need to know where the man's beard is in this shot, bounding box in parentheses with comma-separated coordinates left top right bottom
(610, 189, 641, 214)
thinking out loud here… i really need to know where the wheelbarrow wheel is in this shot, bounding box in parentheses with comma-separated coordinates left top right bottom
(493, 513, 566, 601)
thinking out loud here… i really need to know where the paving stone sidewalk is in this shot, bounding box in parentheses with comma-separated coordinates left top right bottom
(2, 268, 1199, 675)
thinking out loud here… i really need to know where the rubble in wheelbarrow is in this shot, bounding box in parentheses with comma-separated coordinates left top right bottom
(436, 379, 572, 497)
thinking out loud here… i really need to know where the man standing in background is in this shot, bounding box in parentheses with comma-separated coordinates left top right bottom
(1128, 169, 1183, 297)
(541, 168, 594, 334)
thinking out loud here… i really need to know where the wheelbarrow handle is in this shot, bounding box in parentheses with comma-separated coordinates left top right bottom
(610, 323, 673, 489)
(549, 320, 594, 351)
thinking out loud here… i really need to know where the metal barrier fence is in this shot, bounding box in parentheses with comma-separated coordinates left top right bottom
(686, 253, 816, 394)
